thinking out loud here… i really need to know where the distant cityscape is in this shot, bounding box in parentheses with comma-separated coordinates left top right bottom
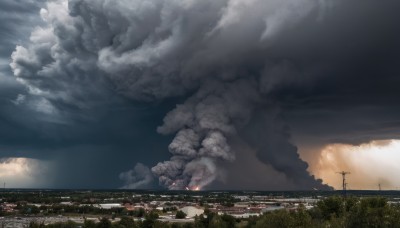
(0, 189, 400, 227)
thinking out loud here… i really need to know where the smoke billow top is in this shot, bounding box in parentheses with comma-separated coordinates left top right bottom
(10, 0, 333, 190)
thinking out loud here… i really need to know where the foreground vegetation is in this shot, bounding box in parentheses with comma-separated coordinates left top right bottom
(27, 196, 400, 228)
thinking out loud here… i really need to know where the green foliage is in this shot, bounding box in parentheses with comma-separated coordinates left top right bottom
(83, 219, 97, 228)
(142, 211, 159, 228)
(29, 221, 45, 228)
(253, 204, 314, 228)
(208, 215, 227, 228)
(118, 216, 136, 228)
(46, 221, 78, 228)
(292, 205, 313, 227)
(220, 214, 236, 228)
(316, 196, 344, 220)
(310, 196, 400, 228)
(346, 197, 396, 228)
(175, 210, 187, 219)
(97, 217, 112, 228)
(255, 210, 295, 228)
(132, 208, 145, 218)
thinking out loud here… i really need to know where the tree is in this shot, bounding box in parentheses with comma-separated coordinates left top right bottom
(316, 196, 344, 220)
(346, 197, 391, 228)
(97, 217, 112, 228)
(118, 216, 136, 228)
(208, 215, 227, 228)
(193, 215, 206, 228)
(83, 219, 97, 228)
(29, 221, 45, 228)
(133, 208, 145, 218)
(175, 210, 187, 219)
(255, 210, 294, 228)
(292, 204, 313, 227)
(220, 214, 236, 228)
(142, 211, 159, 228)
(46, 221, 77, 228)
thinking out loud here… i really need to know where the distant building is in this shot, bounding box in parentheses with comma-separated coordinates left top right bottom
(261, 206, 285, 213)
(96, 204, 122, 209)
(123, 203, 134, 211)
(233, 195, 250, 201)
(179, 206, 204, 218)
(60, 202, 73, 206)
(230, 213, 260, 218)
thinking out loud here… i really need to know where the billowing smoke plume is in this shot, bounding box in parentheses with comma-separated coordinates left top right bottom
(119, 163, 153, 189)
(10, 0, 334, 190)
(152, 80, 259, 189)
(243, 108, 327, 189)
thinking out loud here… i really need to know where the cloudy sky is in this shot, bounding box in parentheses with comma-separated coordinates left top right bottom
(1, 0, 400, 190)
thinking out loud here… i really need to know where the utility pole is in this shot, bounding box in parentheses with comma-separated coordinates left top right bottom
(378, 183, 381, 191)
(337, 171, 350, 197)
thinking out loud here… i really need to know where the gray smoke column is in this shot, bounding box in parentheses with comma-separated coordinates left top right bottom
(153, 80, 258, 189)
(119, 163, 153, 189)
(243, 108, 330, 189)
(10, 0, 334, 190)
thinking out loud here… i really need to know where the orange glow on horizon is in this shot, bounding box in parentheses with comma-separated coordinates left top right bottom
(185, 186, 200, 191)
(308, 140, 400, 190)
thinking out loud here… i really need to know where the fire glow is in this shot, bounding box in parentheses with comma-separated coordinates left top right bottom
(185, 186, 201, 191)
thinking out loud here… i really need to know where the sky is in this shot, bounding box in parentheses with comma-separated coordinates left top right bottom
(0, 0, 400, 190)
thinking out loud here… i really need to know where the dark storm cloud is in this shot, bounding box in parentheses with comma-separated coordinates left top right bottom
(0, 0, 44, 102)
(0, 98, 176, 188)
(9, 0, 335, 190)
(2, 0, 400, 189)
(263, 0, 400, 145)
(0, 1, 40, 45)
(0, 0, 46, 150)
(0, 0, 174, 188)
(0, 1, 45, 71)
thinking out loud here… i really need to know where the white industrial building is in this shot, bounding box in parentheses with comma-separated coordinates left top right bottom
(179, 206, 204, 218)
(96, 203, 123, 209)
